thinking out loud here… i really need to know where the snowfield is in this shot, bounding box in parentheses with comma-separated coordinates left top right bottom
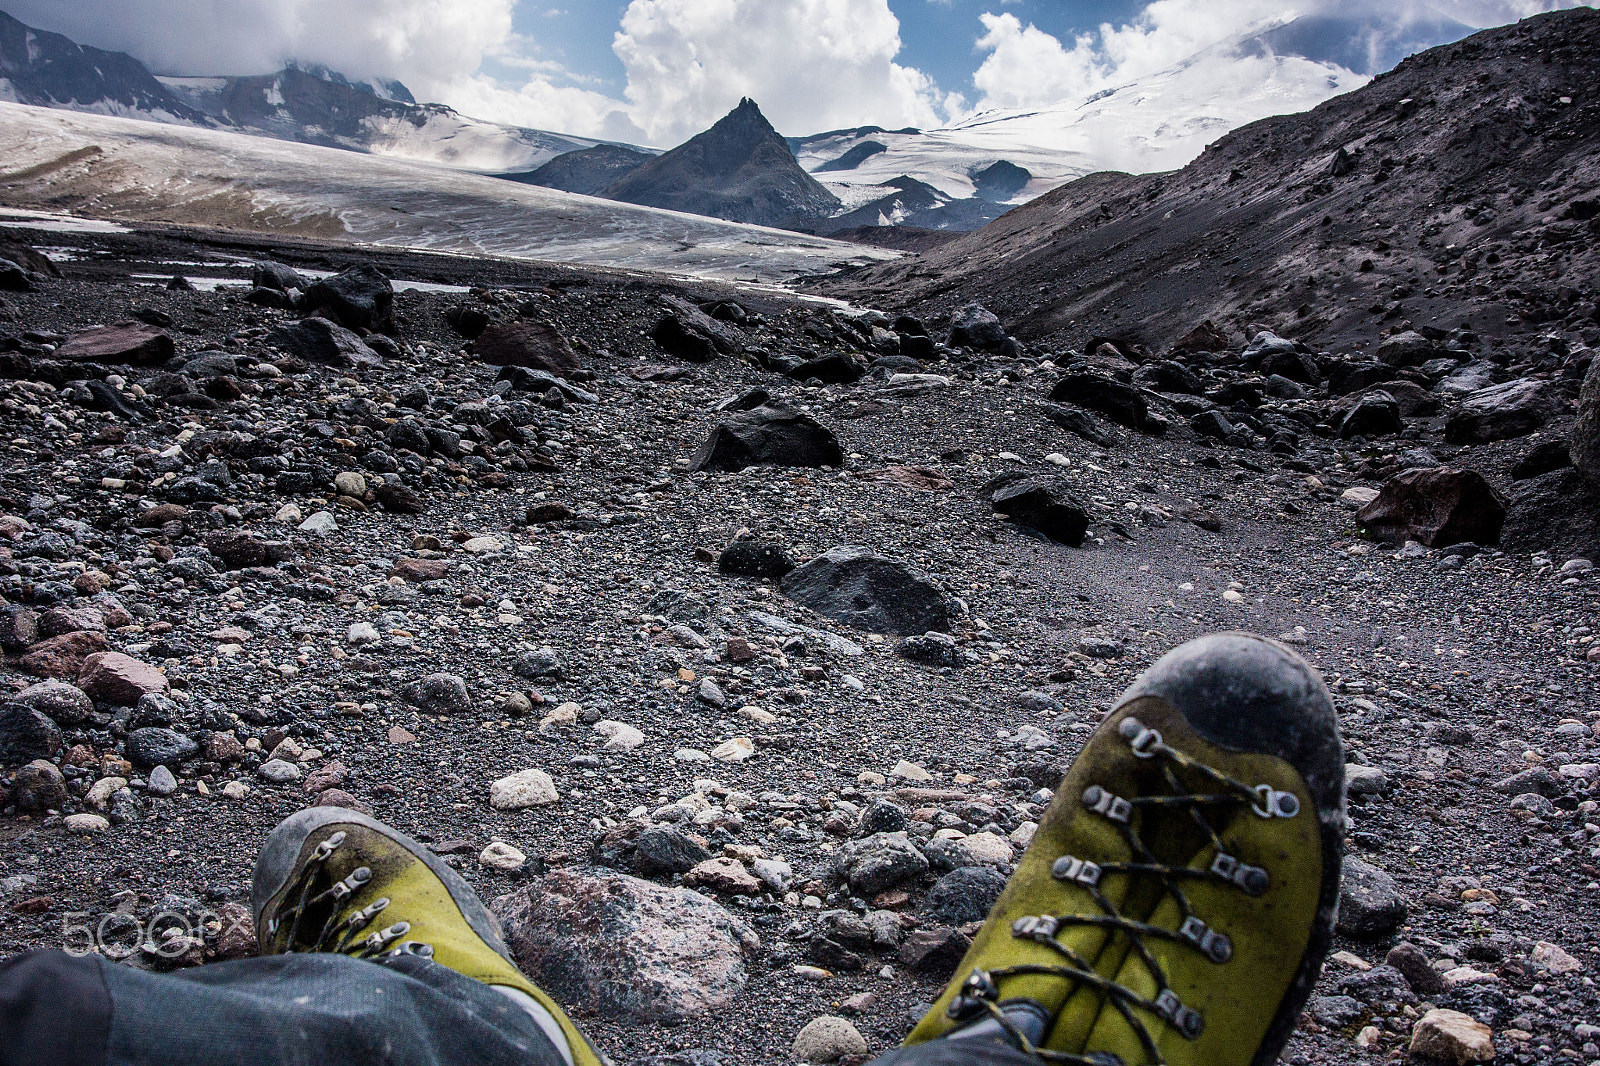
(804, 38, 1370, 206)
(0, 102, 895, 285)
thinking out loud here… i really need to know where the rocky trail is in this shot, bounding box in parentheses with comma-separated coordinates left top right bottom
(0, 219, 1595, 1066)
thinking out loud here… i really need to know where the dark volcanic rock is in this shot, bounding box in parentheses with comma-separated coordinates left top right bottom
(1049, 372, 1152, 431)
(983, 474, 1091, 547)
(445, 304, 491, 340)
(56, 322, 174, 366)
(946, 304, 1007, 351)
(473, 321, 581, 377)
(717, 540, 795, 580)
(1337, 855, 1408, 938)
(268, 318, 380, 368)
(1356, 467, 1506, 546)
(11, 759, 66, 811)
(125, 726, 198, 768)
(1043, 404, 1117, 447)
(787, 352, 863, 384)
(632, 826, 713, 878)
(781, 546, 954, 635)
(1375, 331, 1440, 368)
(252, 261, 304, 291)
(1339, 390, 1404, 438)
(0, 705, 63, 764)
(303, 264, 393, 332)
(1443, 379, 1564, 444)
(925, 866, 1007, 924)
(1501, 469, 1600, 558)
(1573, 355, 1600, 490)
(653, 313, 717, 363)
(690, 405, 844, 472)
(493, 869, 760, 1023)
(206, 533, 293, 570)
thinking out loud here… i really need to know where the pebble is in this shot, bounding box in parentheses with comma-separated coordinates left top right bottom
(1345, 763, 1389, 796)
(890, 760, 933, 782)
(347, 622, 381, 646)
(595, 721, 645, 752)
(146, 765, 178, 797)
(710, 737, 756, 762)
(222, 781, 251, 800)
(480, 840, 528, 871)
(1410, 1008, 1495, 1065)
(490, 768, 560, 809)
(791, 1016, 868, 1064)
(64, 813, 110, 834)
(257, 759, 302, 783)
(299, 511, 338, 535)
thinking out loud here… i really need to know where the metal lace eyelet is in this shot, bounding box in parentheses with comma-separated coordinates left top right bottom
(1153, 989, 1204, 1039)
(386, 941, 435, 960)
(1082, 785, 1133, 823)
(1117, 717, 1162, 758)
(1051, 855, 1103, 888)
(1210, 852, 1269, 896)
(1252, 785, 1300, 819)
(1178, 915, 1233, 963)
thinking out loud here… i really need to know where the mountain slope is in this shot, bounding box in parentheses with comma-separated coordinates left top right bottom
(0, 100, 896, 285)
(0, 9, 208, 123)
(822, 8, 1600, 357)
(602, 98, 840, 230)
(505, 143, 655, 196)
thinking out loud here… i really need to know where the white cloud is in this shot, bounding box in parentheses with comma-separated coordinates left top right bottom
(611, 0, 961, 144)
(970, 0, 1591, 112)
(5, 0, 514, 89)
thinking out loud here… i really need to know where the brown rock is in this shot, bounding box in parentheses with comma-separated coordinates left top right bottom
(302, 760, 348, 794)
(77, 652, 168, 705)
(372, 483, 425, 515)
(492, 868, 760, 1023)
(204, 733, 245, 762)
(0, 606, 40, 650)
(472, 321, 580, 377)
(133, 504, 188, 529)
(205, 533, 294, 570)
(527, 502, 574, 524)
(1357, 467, 1507, 547)
(1410, 1009, 1495, 1065)
(212, 902, 258, 961)
(863, 466, 956, 492)
(682, 857, 763, 895)
(1171, 320, 1231, 354)
(897, 926, 972, 975)
(38, 607, 106, 638)
(391, 558, 451, 582)
(56, 321, 174, 365)
(313, 788, 371, 814)
(11, 759, 66, 811)
(20, 631, 109, 679)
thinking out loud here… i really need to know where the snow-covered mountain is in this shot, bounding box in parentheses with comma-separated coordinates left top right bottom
(794, 6, 1477, 229)
(0, 7, 643, 175)
(0, 100, 893, 285)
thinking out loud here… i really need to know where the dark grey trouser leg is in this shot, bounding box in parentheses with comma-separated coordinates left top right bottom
(0, 949, 569, 1066)
(867, 1038, 1043, 1066)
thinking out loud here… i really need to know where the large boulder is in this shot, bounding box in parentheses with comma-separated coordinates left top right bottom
(780, 546, 954, 635)
(1356, 468, 1506, 547)
(946, 304, 1007, 350)
(78, 652, 168, 706)
(1338, 390, 1404, 439)
(1444, 379, 1564, 444)
(1375, 331, 1440, 368)
(19, 631, 109, 679)
(303, 264, 393, 332)
(690, 405, 844, 472)
(472, 321, 581, 378)
(1501, 469, 1600, 558)
(1572, 356, 1600, 490)
(10, 681, 92, 726)
(834, 832, 931, 895)
(268, 319, 380, 368)
(1049, 372, 1153, 431)
(56, 322, 174, 366)
(492, 869, 760, 1023)
(0, 705, 63, 764)
(983, 474, 1091, 547)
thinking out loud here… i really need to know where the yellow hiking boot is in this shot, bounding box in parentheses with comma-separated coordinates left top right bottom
(906, 632, 1345, 1066)
(251, 807, 605, 1066)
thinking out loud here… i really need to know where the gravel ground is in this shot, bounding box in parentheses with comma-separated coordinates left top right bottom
(0, 223, 1596, 1066)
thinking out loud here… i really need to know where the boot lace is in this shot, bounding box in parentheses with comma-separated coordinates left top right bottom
(947, 716, 1301, 1066)
(263, 831, 437, 961)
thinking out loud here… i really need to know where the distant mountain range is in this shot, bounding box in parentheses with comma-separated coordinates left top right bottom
(0, 4, 1487, 236)
(0, 8, 619, 173)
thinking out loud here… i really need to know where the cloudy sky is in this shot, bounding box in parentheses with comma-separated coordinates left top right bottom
(6, 0, 1588, 145)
